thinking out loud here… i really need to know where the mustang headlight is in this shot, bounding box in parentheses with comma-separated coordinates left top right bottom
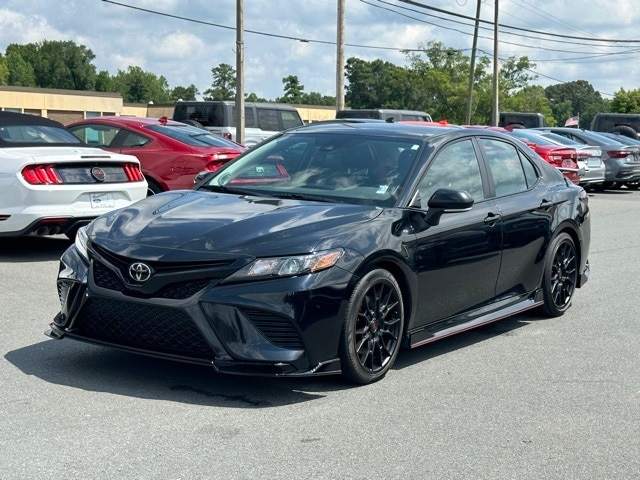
(226, 249, 344, 282)
(74, 225, 89, 262)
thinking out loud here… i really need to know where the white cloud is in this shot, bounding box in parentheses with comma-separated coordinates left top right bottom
(1, 0, 639, 100)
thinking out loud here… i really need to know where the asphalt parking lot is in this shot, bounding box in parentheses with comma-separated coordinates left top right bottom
(1, 190, 639, 480)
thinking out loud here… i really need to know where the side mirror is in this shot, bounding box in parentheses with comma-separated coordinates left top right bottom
(423, 188, 474, 226)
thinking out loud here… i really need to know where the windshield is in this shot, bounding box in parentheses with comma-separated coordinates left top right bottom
(198, 132, 424, 208)
(0, 124, 82, 145)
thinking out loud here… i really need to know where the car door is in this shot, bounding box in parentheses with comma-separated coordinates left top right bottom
(406, 138, 503, 328)
(477, 136, 555, 298)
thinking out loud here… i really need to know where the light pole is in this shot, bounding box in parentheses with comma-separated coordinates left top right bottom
(491, 0, 499, 126)
(336, 0, 345, 111)
(465, 0, 482, 125)
(236, 0, 245, 145)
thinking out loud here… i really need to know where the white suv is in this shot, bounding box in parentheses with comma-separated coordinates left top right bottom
(173, 101, 304, 147)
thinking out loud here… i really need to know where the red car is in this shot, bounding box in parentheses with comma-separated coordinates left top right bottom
(462, 126, 582, 185)
(504, 129, 582, 185)
(66, 116, 246, 195)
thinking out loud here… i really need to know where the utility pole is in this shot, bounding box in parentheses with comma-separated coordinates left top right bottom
(465, 0, 481, 125)
(336, 0, 345, 111)
(236, 0, 245, 145)
(491, 0, 499, 126)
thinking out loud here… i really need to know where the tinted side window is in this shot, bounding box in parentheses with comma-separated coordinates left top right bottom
(281, 110, 303, 129)
(256, 108, 280, 131)
(417, 139, 484, 205)
(231, 106, 257, 128)
(69, 125, 119, 147)
(120, 130, 150, 148)
(480, 138, 529, 196)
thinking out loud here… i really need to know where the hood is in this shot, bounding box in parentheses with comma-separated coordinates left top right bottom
(89, 190, 383, 261)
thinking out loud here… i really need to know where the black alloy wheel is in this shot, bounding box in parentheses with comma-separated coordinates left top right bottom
(541, 232, 578, 317)
(339, 269, 404, 384)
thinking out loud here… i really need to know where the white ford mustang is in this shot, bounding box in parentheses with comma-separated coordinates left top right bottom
(0, 111, 147, 238)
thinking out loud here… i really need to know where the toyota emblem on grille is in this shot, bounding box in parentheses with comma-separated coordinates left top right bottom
(91, 166, 106, 182)
(129, 262, 152, 282)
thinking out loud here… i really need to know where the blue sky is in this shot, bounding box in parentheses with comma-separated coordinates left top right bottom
(1, 0, 639, 102)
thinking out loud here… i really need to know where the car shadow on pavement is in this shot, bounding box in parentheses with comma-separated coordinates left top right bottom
(5, 338, 351, 408)
(0, 235, 71, 262)
(392, 310, 542, 370)
(6, 311, 546, 407)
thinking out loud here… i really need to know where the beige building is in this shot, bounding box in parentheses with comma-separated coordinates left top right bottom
(0, 85, 337, 124)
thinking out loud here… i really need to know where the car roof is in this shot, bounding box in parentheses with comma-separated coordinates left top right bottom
(290, 120, 467, 137)
(0, 111, 64, 128)
(68, 116, 185, 128)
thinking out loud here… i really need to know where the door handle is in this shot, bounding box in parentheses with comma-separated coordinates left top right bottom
(539, 199, 554, 210)
(484, 212, 501, 225)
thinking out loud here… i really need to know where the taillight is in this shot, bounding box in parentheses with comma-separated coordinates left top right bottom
(123, 162, 144, 181)
(607, 150, 633, 159)
(221, 133, 233, 140)
(204, 161, 225, 172)
(22, 165, 62, 185)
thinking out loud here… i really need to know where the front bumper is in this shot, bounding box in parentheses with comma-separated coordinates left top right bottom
(48, 244, 355, 377)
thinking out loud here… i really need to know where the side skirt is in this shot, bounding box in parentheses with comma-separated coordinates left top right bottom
(408, 291, 544, 349)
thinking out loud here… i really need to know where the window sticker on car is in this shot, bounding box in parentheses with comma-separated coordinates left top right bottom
(90, 192, 114, 208)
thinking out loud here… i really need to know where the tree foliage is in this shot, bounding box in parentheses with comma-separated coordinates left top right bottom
(170, 84, 199, 102)
(610, 88, 640, 113)
(203, 63, 236, 100)
(6, 40, 97, 90)
(111, 66, 171, 103)
(545, 80, 607, 128)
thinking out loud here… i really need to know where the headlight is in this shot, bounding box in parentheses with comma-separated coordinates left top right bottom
(225, 249, 344, 282)
(74, 225, 89, 262)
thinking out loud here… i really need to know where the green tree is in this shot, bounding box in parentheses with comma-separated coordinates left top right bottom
(245, 92, 269, 102)
(610, 88, 640, 113)
(95, 70, 114, 92)
(500, 85, 555, 125)
(7, 40, 97, 90)
(278, 75, 304, 103)
(203, 63, 236, 100)
(4, 49, 36, 87)
(345, 57, 413, 110)
(301, 91, 336, 106)
(0, 55, 8, 85)
(545, 80, 605, 128)
(111, 66, 171, 103)
(170, 84, 199, 101)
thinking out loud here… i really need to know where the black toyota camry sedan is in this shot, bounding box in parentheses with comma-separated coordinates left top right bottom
(47, 122, 591, 384)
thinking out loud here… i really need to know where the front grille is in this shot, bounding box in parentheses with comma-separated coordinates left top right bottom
(74, 297, 214, 359)
(93, 261, 124, 292)
(239, 306, 304, 350)
(158, 280, 212, 299)
(89, 244, 236, 300)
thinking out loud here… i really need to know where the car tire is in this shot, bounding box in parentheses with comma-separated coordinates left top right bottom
(540, 232, 578, 317)
(609, 125, 639, 140)
(146, 178, 164, 196)
(626, 182, 640, 190)
(339, 269, 404, 384)
(183, 119, 204, 128)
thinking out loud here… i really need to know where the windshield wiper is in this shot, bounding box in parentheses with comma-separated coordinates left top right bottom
(197, 184, 261, 196)
(270, 192, 338, 203)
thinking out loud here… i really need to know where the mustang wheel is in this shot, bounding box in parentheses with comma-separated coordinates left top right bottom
(541, 232, 578, 317)
(339, 269, 404, 384)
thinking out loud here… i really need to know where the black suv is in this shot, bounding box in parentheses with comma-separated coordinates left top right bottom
(591, 113, 640, 140)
